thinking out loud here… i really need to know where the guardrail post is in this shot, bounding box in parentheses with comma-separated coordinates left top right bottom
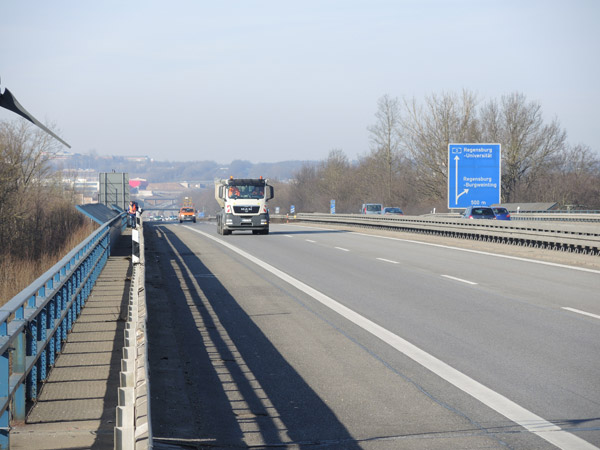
(115, 215, 152, 449)
(116, 320, 136, 450)
(132, 228, 140, 265)
(115, 386, 135, 450)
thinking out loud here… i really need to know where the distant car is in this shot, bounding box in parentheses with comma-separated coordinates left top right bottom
(361, 203, 383, 214)
(492, 207, 511, 220)
(463, 206, 496, 219)
(178, 207, 197, 223)
(383, 207, 403, 215)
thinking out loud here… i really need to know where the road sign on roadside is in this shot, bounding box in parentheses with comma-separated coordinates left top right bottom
(448, 144, 501, 209)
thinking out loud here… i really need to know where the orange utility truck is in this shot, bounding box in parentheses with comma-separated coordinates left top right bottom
(178, 197, 196, 223)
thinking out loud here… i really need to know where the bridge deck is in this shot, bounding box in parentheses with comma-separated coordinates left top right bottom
(10, 230, 132, 450)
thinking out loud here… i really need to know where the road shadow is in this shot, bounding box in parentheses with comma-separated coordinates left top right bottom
(145, 226, 361, 449)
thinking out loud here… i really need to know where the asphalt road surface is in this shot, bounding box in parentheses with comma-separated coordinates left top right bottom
(144, 221, 600, 449)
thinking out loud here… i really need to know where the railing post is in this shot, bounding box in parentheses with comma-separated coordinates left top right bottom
(13, 331, 26, 422)
(27, 319, 38, 401)
(0, 408, 9, 450)
(0, 349, 9, 449)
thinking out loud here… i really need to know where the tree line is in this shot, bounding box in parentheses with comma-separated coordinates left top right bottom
(0, 120, 93, 302)
(275, 90, 600, 215)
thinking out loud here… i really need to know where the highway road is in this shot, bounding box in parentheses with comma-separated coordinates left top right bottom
(144, 221, 600, 449)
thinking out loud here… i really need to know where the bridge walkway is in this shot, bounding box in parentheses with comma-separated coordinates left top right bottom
(10, 230, 132, 450)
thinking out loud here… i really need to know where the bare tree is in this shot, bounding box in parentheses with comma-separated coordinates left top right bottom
(0, 119, 67, 259)
(290, 162, 320, 213)
(367, 95, 402, 204)
(532, 144, 600, 208)
(318, 149, 357, 212)
(400, 90, 480, 201)
(480, 93, 566, 202)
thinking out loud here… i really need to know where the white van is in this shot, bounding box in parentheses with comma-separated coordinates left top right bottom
(361, 203, 383, 214)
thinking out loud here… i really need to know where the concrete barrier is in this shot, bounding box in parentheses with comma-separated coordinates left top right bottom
(115, 215, 152, 450)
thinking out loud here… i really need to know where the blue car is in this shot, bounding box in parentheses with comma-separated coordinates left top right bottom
(492, 207, 511, 221)
(383, 207, 403, 215)
(463, 206, 496, 219)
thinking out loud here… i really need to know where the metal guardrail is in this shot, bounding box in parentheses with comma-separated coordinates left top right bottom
(516, 209, 600, 214)
(278, 213, 600, 256)
(420, 211, 600, 222)
(0, 212, 127, 448)
(509, 211, 600, 222)
(115, 215, 152, 450)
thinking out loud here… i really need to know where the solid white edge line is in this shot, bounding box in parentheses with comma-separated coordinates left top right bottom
(185, 225, 598, 450)
(562, 307, 600, 320)
(441, 275, 478, 285)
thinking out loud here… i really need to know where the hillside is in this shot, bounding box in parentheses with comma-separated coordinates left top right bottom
(51, 152, 314, 182)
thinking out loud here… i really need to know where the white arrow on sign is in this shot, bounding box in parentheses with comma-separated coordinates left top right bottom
(454, 155, 469, 204)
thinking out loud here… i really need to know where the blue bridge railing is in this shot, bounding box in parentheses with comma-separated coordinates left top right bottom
(0, 212, 126, 449)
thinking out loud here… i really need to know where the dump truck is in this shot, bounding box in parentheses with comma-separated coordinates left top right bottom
(178, 197, 196, 223)
(215, 176, 274, 235)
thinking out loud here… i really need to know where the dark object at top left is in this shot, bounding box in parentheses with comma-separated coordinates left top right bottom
(0, 81, 71, 148)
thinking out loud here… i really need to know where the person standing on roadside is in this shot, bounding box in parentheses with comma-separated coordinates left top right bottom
(128, 201, 138, 229)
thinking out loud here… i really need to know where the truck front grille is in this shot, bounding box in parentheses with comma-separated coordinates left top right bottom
(233, 206, 260, 214)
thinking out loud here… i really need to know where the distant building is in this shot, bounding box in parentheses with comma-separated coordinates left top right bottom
(124, 156, 150, 163)
(129, 178, 149, 190)
(43, 149, 78, 160)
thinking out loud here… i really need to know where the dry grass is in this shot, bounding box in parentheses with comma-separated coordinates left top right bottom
(0, 221, 98, 307)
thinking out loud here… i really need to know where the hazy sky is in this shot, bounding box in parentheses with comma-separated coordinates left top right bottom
(1, 1, 598, 163)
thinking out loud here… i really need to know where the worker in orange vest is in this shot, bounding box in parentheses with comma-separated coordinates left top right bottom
(128, 201, 138, 229)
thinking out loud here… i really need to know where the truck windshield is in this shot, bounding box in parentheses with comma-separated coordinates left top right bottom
(228, 184, 265, 199)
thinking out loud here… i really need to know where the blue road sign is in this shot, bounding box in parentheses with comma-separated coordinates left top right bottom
(448, 144, 501, 209)
(330, 199, 336, 214)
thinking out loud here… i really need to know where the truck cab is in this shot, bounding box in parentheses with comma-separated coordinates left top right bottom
(215, 177, 274, 235)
